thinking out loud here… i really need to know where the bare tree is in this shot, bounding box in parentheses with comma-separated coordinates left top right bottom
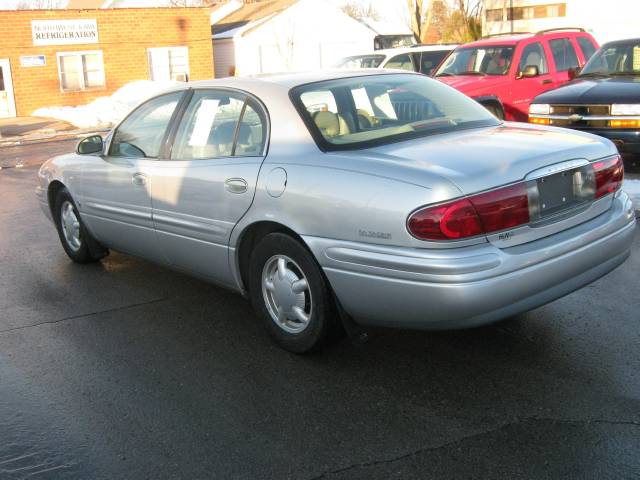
(340, 1, 380, 21)
(406, 0, 427, 43)
(15, 0, 64, 8)
(444, 0, 482, 41)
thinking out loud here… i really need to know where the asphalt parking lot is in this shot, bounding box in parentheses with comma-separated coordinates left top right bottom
(1, 141, 639, 479)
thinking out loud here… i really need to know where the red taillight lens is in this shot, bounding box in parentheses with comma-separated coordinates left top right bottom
(470, 183, 530, 233)
(408, 198, 483, 240)
(408, 182, 530, 241)
(593, 155, 624, 198)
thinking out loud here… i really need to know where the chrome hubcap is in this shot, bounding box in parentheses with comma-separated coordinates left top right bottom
(60, 201, 81, 252)
(261, 255, 312, 334)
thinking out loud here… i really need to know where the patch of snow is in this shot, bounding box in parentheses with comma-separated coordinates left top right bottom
(32, 80, 178, 129)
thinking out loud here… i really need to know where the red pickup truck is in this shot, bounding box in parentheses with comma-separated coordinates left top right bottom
(433, 28, 599, 121)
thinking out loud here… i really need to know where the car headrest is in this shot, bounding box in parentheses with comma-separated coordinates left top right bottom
(312, 111, 349, 137)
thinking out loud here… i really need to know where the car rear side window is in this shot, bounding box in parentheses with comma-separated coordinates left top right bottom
(384, 54, 415, 71)
(171, 90, 266, 160)
(336, 55, 385, 69)
(550, 38, 580, 71)
(577, 37, 597, 62)
(418, 51, 450, 75)
(110, 92, 183, 158)
(518, 42, 549, 74)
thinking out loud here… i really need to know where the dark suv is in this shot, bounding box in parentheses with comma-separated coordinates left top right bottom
(529, 37, 640, 165)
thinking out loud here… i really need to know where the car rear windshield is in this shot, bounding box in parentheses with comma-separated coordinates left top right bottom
(435, 45, 515, 76)
(336, 55, 386, 69)
(291, 74, 499, 151)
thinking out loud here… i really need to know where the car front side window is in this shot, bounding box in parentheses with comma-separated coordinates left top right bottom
(518, 42, 549, 75)
(110, 92, 183, 158)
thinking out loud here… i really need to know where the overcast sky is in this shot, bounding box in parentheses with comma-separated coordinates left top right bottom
(3, 0, 411, 23)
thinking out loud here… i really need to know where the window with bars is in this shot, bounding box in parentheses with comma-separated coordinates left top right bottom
(148, 47, 190, 82)
(57, 51, 105, 92)
(485, 8, 504, 22)
(507, 3, 566, 20)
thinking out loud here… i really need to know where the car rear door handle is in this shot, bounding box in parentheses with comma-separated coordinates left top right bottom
(225, 178, 248, 194)
(132, 173, 147, 186)
(542, 79, 553, 85)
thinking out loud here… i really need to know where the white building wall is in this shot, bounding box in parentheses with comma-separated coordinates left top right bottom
(483, 0, 640, 45)
(232, 0, 375, 76)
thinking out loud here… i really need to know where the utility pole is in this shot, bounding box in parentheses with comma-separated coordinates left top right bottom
(510, 0, 514, 33)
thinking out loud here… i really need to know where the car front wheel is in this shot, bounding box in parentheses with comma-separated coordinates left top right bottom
(54, 188, 107, 263)
(248, 233, 339, 353)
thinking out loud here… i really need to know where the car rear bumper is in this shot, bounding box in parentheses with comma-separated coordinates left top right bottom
(303, 191, 636, 329)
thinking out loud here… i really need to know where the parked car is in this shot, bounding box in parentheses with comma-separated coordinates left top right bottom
(434, 28, 598, 121)
(336, 44, 457, 76)
(529, 37, 640, 167)
(37, 71, 635, 353)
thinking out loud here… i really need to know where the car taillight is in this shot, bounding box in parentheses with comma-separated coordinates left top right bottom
(593, 155, 624, 199)
(408, 182, 530, 241)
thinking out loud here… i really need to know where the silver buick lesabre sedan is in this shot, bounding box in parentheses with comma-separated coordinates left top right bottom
(37, 71, 636, 353)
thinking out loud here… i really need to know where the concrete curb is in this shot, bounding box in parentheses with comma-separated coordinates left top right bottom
(0, 129, 109, 148)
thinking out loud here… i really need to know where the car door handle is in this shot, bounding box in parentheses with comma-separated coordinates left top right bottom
(132, 173, 147, 186)
(542, 79, 553, 85)
(225, 178, 248, 194)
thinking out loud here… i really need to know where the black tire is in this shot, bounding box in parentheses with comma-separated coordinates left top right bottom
(248, 233, 339, 353)
(484, 103, 505, 120)
(53, 188, 108, 263)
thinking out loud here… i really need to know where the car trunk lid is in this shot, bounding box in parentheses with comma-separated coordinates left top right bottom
(367, 123, 620, 246)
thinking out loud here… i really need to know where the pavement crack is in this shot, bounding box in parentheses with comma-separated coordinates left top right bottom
(308, 416, 640, 479)
(526, 416, 640, 427)
(0, 297, 170, 335)
(308, 422, 520, 480)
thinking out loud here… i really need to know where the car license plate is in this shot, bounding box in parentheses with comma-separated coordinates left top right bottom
(537, 168, 581, 217)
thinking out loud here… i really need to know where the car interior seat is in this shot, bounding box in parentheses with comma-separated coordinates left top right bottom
(312, 111, 351, 138)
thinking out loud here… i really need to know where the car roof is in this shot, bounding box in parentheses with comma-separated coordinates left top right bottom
(601, 37, 640, 47)
(462, 29, 592, 48)
(339, 45, 457, 60)
(187, 69, 417, 91)
(376, 44, 458, 56)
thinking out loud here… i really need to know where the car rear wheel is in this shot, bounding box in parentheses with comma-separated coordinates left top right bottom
(248, 233, 339, 353)
(54, 188, 107, 263)
(484, 103, 505, 120)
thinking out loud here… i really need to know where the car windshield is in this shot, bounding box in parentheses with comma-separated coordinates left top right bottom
(435, 46, 515, 76)
(336, 55, 386, 69)
(580, 40, 640, 76)
(291, 73, 499, 150)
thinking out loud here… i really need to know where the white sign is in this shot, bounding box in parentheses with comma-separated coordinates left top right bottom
(31, 19, 98, 46)
(20, 55, 46, 67)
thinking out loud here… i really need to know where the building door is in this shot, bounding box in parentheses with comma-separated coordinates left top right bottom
(0, 59, 17, 118)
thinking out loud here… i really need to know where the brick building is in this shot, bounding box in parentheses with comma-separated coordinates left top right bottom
(0, 7, 214, 118)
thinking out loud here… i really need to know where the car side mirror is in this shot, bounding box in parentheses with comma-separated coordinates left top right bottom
(77, 135, 104, 155)
(568, 66, 581, 80)
(517, 65, 539, 79)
